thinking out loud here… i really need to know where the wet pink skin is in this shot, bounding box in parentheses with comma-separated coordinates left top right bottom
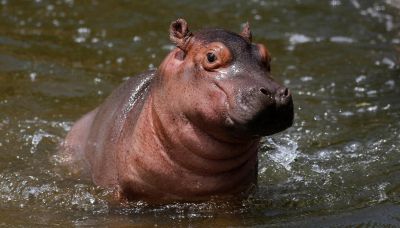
(62, 19, 293, 202)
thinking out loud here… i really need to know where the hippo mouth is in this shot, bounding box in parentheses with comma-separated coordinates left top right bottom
(246, 99, 294, 136)
(228, 101, 294, 137)
(214, 81, 294, 138)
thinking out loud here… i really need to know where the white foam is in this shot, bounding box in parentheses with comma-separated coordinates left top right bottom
(330, 36, 355, 43)
(267, 137, 299, 171)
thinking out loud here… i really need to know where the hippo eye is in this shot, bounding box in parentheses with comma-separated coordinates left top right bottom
(201, 42, 231, 71)
(206, 52, 217, 63)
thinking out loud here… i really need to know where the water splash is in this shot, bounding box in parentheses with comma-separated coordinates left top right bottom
(265, 136, 299, 171)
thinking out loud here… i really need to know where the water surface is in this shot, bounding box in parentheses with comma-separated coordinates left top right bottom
(0, 0, 399, 226)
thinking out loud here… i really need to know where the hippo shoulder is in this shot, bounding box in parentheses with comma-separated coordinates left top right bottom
(90, 70, 156, 140)
(83, 70, 156, 186)
(107, 70, 156, 111)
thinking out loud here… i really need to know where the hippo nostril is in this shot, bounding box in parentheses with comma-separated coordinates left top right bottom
(260, 88, 268, 95)
(277, 87, 290, 98)
(260, 88, 274, 100)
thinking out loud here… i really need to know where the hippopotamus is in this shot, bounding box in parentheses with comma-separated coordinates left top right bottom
(62, 19, 294, 201)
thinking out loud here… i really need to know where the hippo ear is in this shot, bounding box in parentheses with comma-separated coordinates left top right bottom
(240, 22, 252, 42)
(169, 18, 192, 51)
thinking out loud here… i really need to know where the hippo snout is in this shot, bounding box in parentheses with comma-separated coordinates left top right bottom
(240, 85, 293, 136)
(229, 84, 293, 137)
(259, 86, 292, 107)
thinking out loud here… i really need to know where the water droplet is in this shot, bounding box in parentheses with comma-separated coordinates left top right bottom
(132, 36, 141, 42)
(381, 57, 395, 69)
(162, 44, 175, 51)
(378, 182, 389, 202)
(74, 37, 85, 43)
(340, 111, 354, 117)
(350, 0, 360, 8)
(367, 105, 378, 112)
(392, 38, 400, 44)
(74, 27, 91, 43)
(367, 90, 377, 96)
(330, 0, 342, 7)
(91, 37, 99, 43)
(300, 76, 313, 82)
(52, 19, 60, 27)
(382, 104, 391, 110)
(47, 4, 54, 11)
(355, 75, 366, 83)
(93, 78, 101, 84)
(287, 34, 312, 51)
(385, 80, 395, 89)
(329, 36, 354, 43)
(29, 72, 37, 81)
(354, 87, 365, 92)
(116, 57, 125, 64)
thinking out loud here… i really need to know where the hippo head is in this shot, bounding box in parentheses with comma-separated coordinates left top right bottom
(157, 19, 294, 143)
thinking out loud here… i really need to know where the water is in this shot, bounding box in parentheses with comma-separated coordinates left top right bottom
(0, 0, 399, 226)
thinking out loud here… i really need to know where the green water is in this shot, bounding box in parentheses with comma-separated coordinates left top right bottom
(0, 0, 399, 226)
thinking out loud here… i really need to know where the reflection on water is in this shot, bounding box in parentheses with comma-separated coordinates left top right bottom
(0, 0, 399, 226)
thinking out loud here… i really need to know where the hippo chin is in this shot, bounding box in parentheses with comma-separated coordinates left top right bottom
(62, 19, 294, 201)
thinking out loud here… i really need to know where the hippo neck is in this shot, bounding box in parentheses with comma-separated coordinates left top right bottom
(120, 92, 260, 199)
(150, 93, 259, 174)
